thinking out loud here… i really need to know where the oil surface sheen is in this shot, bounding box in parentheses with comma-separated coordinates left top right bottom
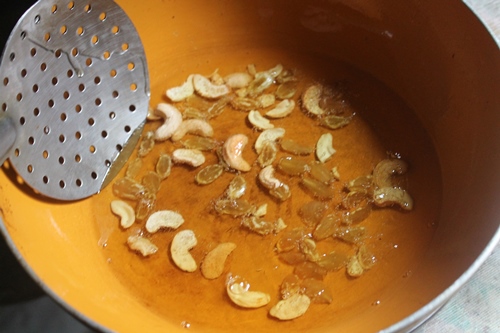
(92, 47, 441, 332)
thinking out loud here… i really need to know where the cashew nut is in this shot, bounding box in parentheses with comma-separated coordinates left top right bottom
(192, 74, 230, 99)
(172, 149, 206, 167)
(226, 275, 271, 308)
(373, 158, 409, 188)
(201, 242, 237, 279)
(302, 84, 325, 116)
(316, 133, 336, 163)
(224, 72, 253, 89)
(265, 99, 295, 118)
(259, 165, 291, 201)
(248, 110, 274, 130)
(222, 134, 252, 172)
(171, 229, 198, 272)
(171, 119, 214, 142)
(154, 103, 183, 141)
(110, 200, 135, 229)
(145, 210, 185, 233)
(127, 235, 158, 257)
(254, 128, 286, 154)
(258, 165, 282, 190)
(166, 74, 194, 102)
(269, 293, 311, 320)
(373, 187, 414, 210)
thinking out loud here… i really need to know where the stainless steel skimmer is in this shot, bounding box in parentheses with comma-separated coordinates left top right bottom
(0, 0, 149, 201)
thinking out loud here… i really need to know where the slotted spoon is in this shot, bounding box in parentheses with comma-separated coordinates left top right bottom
(0, 0, 149, 201)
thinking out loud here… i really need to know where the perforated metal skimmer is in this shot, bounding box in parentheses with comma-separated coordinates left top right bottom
(0, 0, 149, 201)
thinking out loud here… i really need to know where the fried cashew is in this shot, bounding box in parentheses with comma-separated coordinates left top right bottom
(269, 293, 311, 320)
(171, 119, 214, 142)
(172, 149, 206, 167)
(259, 165, 291, 201)
(145, 210, 185, 233)
(111, 200, 135, 229)
(127, 235, 158, 257)
(171, 229, 198, 272)
(166, 74, 194, 102)
(222, 134, 252, 172)
(154, 103, 183, 141)
(316, 133, 336, 163)
(226, 275, 271, 308)
(192, 74, 230, 99)
(254, 128, 285, 154)
(258, 165, 282, 190)
(201, 242, 237, 279)
(248, 110, 274, 130)
(265, 99, 295, 118)
(373, 187, 414, 210)
(302, 84, 325, 116)
(373, 158, 409, 188)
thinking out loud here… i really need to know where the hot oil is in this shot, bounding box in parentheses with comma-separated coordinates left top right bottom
(92, 47, 441, 332)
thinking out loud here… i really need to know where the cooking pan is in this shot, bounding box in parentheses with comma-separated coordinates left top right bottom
(0, 0, 499, 332)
